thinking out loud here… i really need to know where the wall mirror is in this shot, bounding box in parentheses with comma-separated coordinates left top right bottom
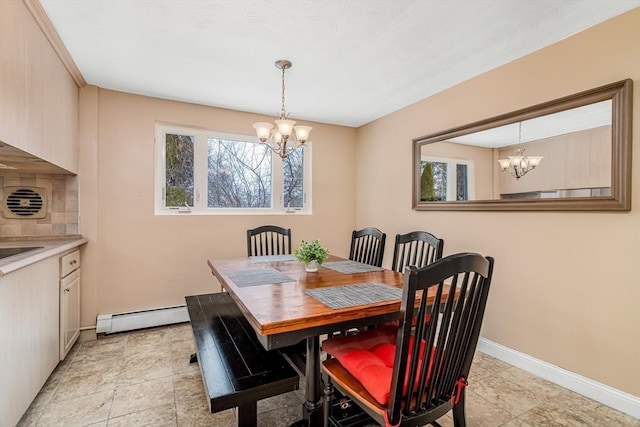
(413, 79, 632, 211)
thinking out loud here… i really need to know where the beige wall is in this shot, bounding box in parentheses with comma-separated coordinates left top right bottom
(356, 8, 640, 396)
(78, 88, 357, 323)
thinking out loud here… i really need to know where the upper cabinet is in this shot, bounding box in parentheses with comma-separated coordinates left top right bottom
(0, 0, 79, 174)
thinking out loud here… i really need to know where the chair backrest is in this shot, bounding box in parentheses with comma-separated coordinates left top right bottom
(391, 231, 444, 273)
(387, 253, 494, 426)
(349, 227, 386, 267)
(246, 225, 292, 256)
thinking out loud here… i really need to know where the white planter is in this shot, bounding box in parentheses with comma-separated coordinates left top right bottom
(305, 260, 318, 272)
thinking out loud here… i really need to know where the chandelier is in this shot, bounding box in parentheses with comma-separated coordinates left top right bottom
(497, 122, 543, 180)
(252, 60, 312, 159)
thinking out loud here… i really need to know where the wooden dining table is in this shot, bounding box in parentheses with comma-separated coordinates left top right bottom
(207, 254, 447, 427)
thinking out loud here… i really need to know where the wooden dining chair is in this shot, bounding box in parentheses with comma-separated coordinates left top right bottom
(246, 225, 292, 256)
(391, 231, 444, 273)
(349, 227, 386, 267)
(322, 252, 495, 427)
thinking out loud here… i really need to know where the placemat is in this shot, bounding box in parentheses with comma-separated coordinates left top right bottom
(305, 282, 402, 309)
(226, 268, 294, 287)
(322, 260, 384, 274)
(250, 254, 297, 262)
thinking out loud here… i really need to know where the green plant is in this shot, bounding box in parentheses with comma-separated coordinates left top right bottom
(420, 162, 437, 201)
(294, 239, 329, 265)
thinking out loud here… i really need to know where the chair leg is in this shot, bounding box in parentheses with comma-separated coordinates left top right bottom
(452, 388, 467, 427)
(323, 376, 334, 427)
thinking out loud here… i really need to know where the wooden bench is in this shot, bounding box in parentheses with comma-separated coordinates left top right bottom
(185, 293, 300, 426)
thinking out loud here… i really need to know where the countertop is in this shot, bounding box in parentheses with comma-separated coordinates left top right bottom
(0, 236, 88, 277)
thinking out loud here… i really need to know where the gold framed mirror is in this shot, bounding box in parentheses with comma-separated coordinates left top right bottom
(413, 79, 632, 211)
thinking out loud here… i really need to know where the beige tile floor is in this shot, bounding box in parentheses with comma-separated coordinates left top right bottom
(16, 323, 640, 427)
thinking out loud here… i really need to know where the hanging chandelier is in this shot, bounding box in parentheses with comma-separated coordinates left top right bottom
(252, 60, 312, 159)
(497, 122, 543, 180)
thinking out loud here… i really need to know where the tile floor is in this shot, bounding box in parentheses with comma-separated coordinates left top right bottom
(16, 323, 639, 427)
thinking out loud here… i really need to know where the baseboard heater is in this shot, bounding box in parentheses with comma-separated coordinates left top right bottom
(96, 305, 189, 334)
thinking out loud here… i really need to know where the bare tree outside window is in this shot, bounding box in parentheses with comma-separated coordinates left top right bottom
(457, 164, 469, 200)
(165, 134, 194, 207)
(283, 147, 304, 208)
(207, 137, 272, 208)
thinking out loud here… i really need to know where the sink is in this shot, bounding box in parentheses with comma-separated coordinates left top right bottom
(0, 246, 44, 260)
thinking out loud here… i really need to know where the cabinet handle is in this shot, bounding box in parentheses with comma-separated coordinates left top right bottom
(70, 260, 77, 265)
(64, 288, 70, 293)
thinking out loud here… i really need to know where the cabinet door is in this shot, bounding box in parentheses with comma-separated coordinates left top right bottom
(0, 257, 59, 427)
(60, 269, 80, 360)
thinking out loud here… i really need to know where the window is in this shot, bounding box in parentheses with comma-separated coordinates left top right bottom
(156, 124, 311, 214)
(420, 156, 474, 201)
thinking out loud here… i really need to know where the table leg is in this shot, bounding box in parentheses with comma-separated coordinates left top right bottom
(302, 335, 322, 427)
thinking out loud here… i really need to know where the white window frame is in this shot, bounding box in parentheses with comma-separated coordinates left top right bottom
(155, 123, 312, 215)
(421, 156, 475, 201)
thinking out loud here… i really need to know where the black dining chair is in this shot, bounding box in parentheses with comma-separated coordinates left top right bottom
(349, 227, 386, 267)
(322, 252, 495, 427)
(246, 225, 307, 372)
(391, 231, 444, 273)
(246, 225, 292, 256)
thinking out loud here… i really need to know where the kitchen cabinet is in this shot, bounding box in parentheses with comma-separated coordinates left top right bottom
(0, 257, 59, 427)
(0, 0, 79, 173)
(60, 250, 80, 360)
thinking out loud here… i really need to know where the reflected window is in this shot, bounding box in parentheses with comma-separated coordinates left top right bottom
(421, 157, 474, 202)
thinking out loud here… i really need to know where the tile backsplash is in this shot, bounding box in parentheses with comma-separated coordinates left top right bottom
(0, 173, 78, 237)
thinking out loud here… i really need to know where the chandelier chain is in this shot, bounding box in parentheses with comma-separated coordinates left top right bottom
(280, 66, 286, 119)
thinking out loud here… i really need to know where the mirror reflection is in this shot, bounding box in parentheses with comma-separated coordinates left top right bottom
(413, 79, 631, 211)
(418, 100, 612, 202)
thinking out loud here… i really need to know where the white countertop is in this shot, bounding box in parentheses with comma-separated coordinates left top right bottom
(0, 236, 88, 276)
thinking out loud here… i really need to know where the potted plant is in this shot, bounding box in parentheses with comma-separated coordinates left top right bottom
(294, 239, 329, 272)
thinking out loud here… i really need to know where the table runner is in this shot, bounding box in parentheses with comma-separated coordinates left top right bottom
(305, 282, 402, 309)
(250, 254, 297, 262)
(322, 260, 384, 274)
(226, 268, 294, 287)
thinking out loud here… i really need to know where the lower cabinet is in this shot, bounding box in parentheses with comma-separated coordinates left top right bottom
(59, 250, 80, 360)
(60, 268, 80, 359)
(0, 257, 59, 427)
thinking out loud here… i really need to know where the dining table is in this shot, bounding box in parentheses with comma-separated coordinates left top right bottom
(207, 254, 449, 427)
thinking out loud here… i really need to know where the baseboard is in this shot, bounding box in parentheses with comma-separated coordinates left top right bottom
(95, 305, 189, 334)
(477, 337, 640, 419)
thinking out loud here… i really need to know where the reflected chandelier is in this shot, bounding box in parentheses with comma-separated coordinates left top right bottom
(497, 122, 543, 180)
(252, 60, 312, 159)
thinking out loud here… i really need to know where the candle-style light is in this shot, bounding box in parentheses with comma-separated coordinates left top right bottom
(498, 122, 543, 179)
(253, 60, 312, 159)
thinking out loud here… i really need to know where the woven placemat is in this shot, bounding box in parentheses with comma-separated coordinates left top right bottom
(250, 254, 297, 262)
(305, 282, 402, 309)
(322, 260, 384, 274)
(226, 268, 294, 287)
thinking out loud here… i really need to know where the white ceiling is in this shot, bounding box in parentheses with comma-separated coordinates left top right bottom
(40, 0, 638, 128)
(450, 100, 612, 148)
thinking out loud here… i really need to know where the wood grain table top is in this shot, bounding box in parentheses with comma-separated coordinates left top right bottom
(208, 255, 448, 342)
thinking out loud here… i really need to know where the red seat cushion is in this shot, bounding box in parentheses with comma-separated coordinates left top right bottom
(322, 325, 435, 405)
